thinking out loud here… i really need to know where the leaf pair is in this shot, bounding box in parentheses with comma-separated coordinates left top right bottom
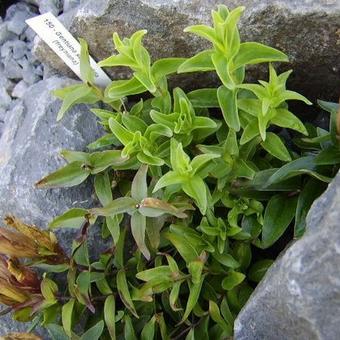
(154, 139, 219, 214)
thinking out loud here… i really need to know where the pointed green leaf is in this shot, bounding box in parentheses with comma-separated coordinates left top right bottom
(81, 320, 104, 340)
(177, 50, 215, 73)
(261, 132, 292, 161)
(49, 208, 89, 229)
(35, 161, 90, 188)
(221, 271, 245, 290)
(104, 295, 116, 340)
(131, 165, 148, 201)
(181, 277, 204, 322)
(90, 197, 137, 216)
(117, 269, 138, 318)
(141, 316, 156, 340)
(131, 212, 150, 260)
(233, 42, 288, 69)
(261, 194, 297, 248)
(217, 86, 240, 131)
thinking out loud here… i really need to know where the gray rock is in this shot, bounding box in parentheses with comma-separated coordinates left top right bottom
(39, 0, 62, 16)
(6, 4, 34, 36)
(0, 22, 16, 45)
(1, 40, 27, 59)
(3, 58, 23, 80)
(13, 40, 28, 60)
(21, 58, 40, 84)
(0, 88, 11, 109)
(0, 75, 102, 228)
(11, 80, 29, 98)
(0, 76, 108, 333)
(234, 172, 340, 340)
(63, 0, 82, 12)
(33, 0, 340, 100)
(0, 72, 15, 92)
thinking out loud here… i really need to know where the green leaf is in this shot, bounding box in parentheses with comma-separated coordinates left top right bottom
(212, 52, 234, 89)
(177, 50, 215, 73)
(141, 316, 156, 340)
(117, 269, 138, 318)
(261, 194, 297, 248)
(261, 132, 292, 161)
(104, 295, 116, 340)
(41, 277, 58, 302)
(131, 212, 150, 260)
(90, 197, 137, 216)
(185, 328, 195, 340)
(188, 257, 205, 285)
(294, 178, 326, 237)
(79, 38, 95, 84)
(108, 118, 134, 145)
(232, 42, 288, 69)
(152, 58, 186, 80)
(33, 263, 70, 273)
(35, 161, 90, 188)
(131, 164, 148, 201)
(221, 271, 245, 290)
(217, 86, 240, 131)
(89, 150, 129, 173)
(212, 252, 240, 269)
(184, 25, 216, 44)
(153, 171, 184, 192)
(248, 259, 274, 282)
(107, 214, 123, 245)
(61, 298, 75, 337)
(187, 89, 219, 108)
(124, 315, 137, 340)
(49, 208, 89, 229)
(267, 156, 331, 185)
(106, 77, 146, 100)
(209, 300, 232, 334)
(81, 320, 104, 340)
(182, 277, 204, 322)
(315, 146, 340, 165)
(182, 176, 207, 215)
(94, 172, 113, 206)
(56, 84, 98, 121)
(271, 109, 308, 135)
(87, 134, 119, 150)
(136, 266, 172, 282)
(46, 324, 69, 340)
(61, 149, 89, 162)
(164, 231, 199, 263)
(139, 197, 187, 218)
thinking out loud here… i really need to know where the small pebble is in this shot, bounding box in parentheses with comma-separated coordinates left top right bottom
(22, 59, 40, 84)
(0, 88, 12, 109)
(6, 3, 35, 36)
(12, 80, 29, 99)
(0, 22, 16, 45)
(3, 58, 22, 80)
(39, 0, 62, 16)
(63, 0, 81, 12)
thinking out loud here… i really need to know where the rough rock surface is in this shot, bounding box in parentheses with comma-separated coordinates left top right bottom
(234, 172, 340, 340)
(33, 0, 340, 100)
(0, 75, 105, 335)
(0, 76, 103, 227)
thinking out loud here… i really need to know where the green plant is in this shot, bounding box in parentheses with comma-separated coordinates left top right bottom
(1, 5, 339, 340)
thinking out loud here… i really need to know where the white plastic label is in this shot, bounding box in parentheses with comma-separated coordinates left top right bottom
(26, 12, 111, 88)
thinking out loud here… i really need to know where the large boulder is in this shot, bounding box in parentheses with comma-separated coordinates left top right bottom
(0, 76, 104, 335)
(33, 0, 340, 100)
(234, 172, 340, 340)
(0, 76, 102, 227)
